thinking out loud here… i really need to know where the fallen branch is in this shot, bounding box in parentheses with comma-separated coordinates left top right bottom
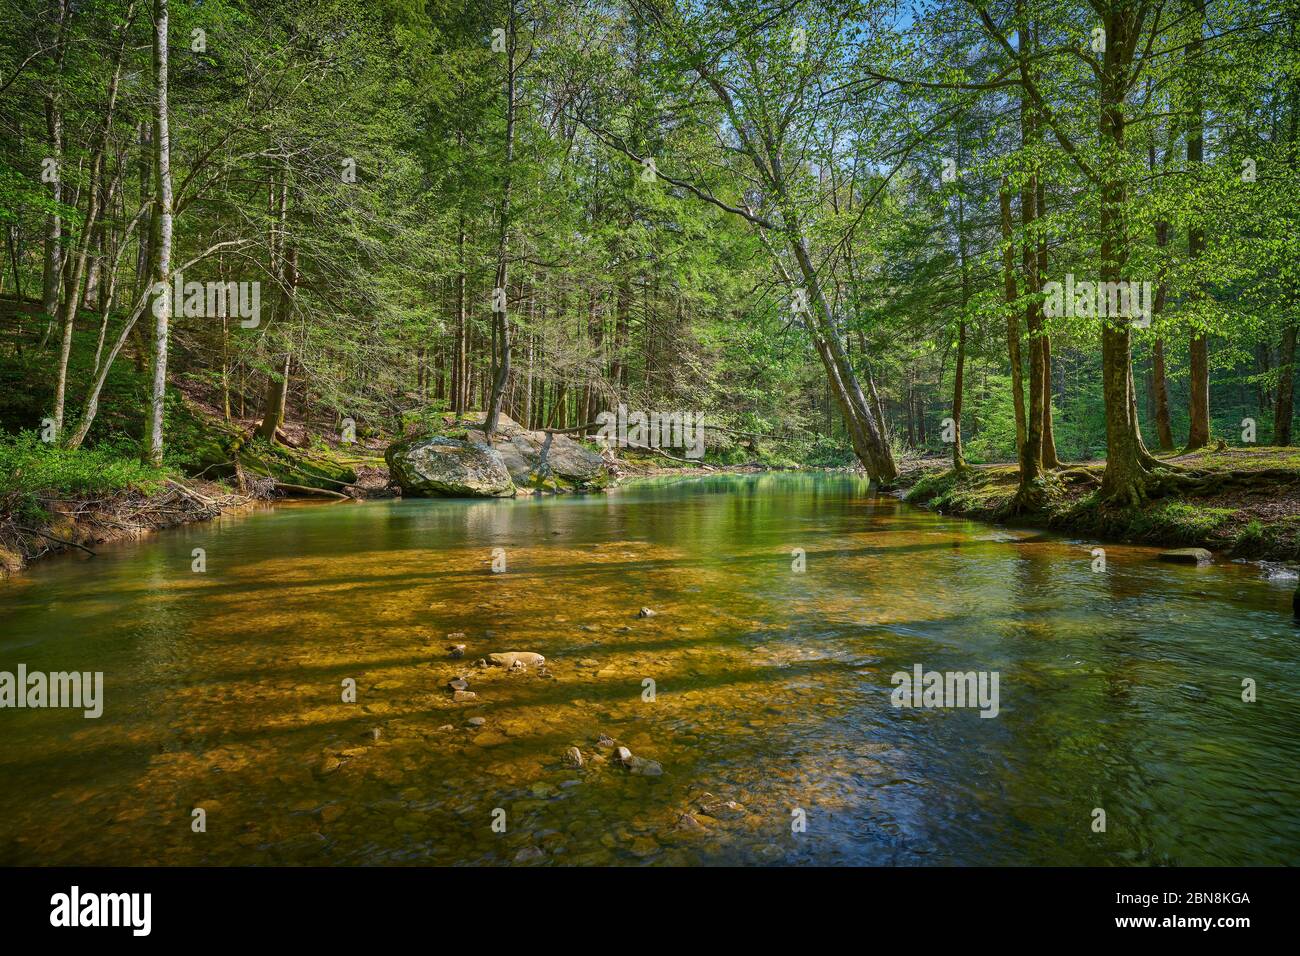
(14, 526, 97, 556)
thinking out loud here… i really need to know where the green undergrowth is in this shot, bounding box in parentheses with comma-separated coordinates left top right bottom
(0, 431, 170, 523)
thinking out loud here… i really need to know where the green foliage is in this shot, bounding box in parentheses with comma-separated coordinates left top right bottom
(0, 431, 168, 520)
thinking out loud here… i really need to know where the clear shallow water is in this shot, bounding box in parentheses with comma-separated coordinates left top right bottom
(1, 472, 1297, 865)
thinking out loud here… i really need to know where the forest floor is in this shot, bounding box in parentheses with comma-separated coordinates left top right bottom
(898, 446, 1300, 564)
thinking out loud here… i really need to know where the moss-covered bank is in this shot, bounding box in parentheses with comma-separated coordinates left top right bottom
(900, 447, 1300, 563)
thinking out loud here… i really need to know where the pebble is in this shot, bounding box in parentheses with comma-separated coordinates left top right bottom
(452, 690, 478, 702)
(448, 644, 466, 658)
(563, 747, 584, 768)
(447, 677, 469, 692)
(638, 607, 656, 618)
(466, 717, 486, 727)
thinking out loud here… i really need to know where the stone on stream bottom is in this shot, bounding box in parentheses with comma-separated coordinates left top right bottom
(514, 846, 545, 863)
(448, 644, 466, 658)
(488, 651, 545, 669)
(466, 717, 486, 727)
(447, 677, 469, 692)
(626, 755, 663, 776)
(596, 733, 616, 750)
(638, 607, 656, 618)
(1158, 547, 1213, 565)
(563, 746, 584, 768)
(697, 795, 747, 820)
(452, 690, 478, 702)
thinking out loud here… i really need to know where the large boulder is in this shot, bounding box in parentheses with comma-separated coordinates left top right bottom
(488, 416, 611, 492)
(385, 436, 516, 498)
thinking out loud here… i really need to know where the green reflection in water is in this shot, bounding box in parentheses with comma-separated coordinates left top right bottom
(1, 473, 1297, 865)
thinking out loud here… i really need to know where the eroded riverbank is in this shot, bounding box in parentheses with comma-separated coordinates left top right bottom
(1, 473, 1297, 865)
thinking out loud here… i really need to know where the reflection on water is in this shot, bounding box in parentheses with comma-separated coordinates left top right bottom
(1, 473, 1297, 865)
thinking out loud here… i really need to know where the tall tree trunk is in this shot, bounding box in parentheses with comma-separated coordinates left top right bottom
(142, 0, 173, 467)
(1017, 17, 1044, 494)
(1276, 324, 1297, 446)
(1097, 6, 1151, 503)
(484, 3, 517, 442)
(1001, 179, 1028, 454)
(1185, 0, 1211, 451)
(453, 219, 467, 416)
(1036, 180, 1060, 468)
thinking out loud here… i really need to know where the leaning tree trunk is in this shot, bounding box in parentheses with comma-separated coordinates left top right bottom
(51, 2, 132, 433)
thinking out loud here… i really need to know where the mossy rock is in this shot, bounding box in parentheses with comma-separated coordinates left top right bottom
(236, 436, 357, 488)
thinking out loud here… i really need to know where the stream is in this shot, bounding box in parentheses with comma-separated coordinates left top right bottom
(1, 472, 1297, 865)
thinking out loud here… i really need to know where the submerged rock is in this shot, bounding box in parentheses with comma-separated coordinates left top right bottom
(1159, 547, 1213, 565)
(626, 755, 663, 776)
(563, 746, 584, 768)
(447, 678, 470, 692)
(448, 644, 466, 658)
(385, 436, 515, 498)
(452, 690, 478, 702)
(638, 607, 657, 618)
(488, 651, 546, 669)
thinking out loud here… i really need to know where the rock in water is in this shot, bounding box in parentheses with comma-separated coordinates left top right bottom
(385, 436, 515, 498)
(452, 690, 478, 702)
(638, 607, 656, 618)
(448, 644, 466, 658)
(626, 755, 663, 776)
(1158, 547, 1213, 565)
(563, 746, 584, 768)
(447, 678, 469, 692)
(488, 651, 546, 669)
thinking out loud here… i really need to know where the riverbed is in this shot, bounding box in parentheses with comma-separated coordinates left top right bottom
(1, 472, 1297, 865)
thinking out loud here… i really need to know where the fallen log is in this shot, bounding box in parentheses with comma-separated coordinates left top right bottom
(273, 481, 351, 500)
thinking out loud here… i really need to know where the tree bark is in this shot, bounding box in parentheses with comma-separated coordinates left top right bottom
(142, 0, 173, 467)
